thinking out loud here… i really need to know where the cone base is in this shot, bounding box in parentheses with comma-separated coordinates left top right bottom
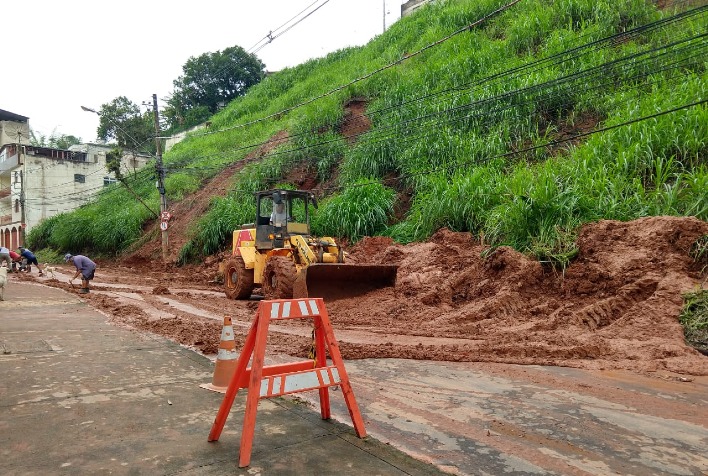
(200, 383, 229, 394)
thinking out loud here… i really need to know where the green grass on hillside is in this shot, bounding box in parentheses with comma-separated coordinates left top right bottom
(680, 288, 708, 355)
(29, 0, 707, 271)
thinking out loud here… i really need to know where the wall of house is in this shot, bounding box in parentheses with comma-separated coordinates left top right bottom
(23, 145, 150, 229)
(0, 143, 151, 247)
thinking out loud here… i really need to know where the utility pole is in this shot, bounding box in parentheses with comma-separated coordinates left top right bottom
(151, 93, 169, 262)
(17, 132, 26, 247)
(383, 0, 386, 32)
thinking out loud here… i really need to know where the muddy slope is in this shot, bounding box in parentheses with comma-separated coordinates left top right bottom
(25, 216, 707, 376)
(329, 216, 708, 374)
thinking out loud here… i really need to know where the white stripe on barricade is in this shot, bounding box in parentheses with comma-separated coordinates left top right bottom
(259, 367, 341, 397)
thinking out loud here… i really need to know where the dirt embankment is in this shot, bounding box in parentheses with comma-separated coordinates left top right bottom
(22, 215, 707, 376)
(329, 216, 708, 374)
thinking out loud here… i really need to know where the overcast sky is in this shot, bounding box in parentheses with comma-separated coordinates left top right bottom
(2, 0, 403, 144)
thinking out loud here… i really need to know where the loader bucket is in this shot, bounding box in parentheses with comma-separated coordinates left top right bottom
(294, 264, 398, 300)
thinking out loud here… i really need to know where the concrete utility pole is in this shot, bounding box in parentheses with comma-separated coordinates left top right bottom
(151, 94, 169, 262)
(17, 133, 26, 247)
(383, 0, 386, 32)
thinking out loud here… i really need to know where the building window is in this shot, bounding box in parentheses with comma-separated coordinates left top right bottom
(74, 174, 86, 183)
(15, 199, 19, 213)
(14, 171, 19, 183)
(104, 176, 117, 186)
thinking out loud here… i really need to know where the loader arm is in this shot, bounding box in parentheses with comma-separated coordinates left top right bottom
(290, 235, 317, 266)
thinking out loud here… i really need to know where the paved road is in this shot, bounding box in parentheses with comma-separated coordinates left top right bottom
(0, 281, 445, 476)
(318, 359, 708, 475)
(2, 279, 707, 475)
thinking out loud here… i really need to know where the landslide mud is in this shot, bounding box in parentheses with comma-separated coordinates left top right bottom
(22, 215, 708, 376)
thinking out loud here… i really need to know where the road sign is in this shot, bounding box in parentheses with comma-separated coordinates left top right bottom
(161, 211, 172, 222)
(160, 221, 168, 231)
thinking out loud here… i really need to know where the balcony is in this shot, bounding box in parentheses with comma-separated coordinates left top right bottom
(0, 214, 13, 225)
(0, 152, 19, 175)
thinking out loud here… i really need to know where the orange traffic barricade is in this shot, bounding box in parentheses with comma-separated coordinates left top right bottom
(208, 298, 366, 468)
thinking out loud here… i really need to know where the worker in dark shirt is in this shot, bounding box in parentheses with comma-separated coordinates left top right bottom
(19, 247, 42, 276)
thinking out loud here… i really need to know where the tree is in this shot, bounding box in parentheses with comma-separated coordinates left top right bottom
(30, 128, 82, 149)
(105, 147, 125, 182)
(96, 97, 155, 154)
(105, 146, 158, 218)
(163, 46, 265, 130)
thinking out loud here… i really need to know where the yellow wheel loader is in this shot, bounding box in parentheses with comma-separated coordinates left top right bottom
(223, 189, 397, 301)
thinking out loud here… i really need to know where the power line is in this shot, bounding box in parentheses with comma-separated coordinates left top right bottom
(182, 98, 707, 201)
(180, 0, 524, 140)
(18, 5, 705, 213)
(159, 28, 705, 177)
(247, 0, 326, 54)
(164, 2, 705, 177)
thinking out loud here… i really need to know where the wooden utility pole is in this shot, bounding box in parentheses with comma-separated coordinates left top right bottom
(151, 94, 169, 262)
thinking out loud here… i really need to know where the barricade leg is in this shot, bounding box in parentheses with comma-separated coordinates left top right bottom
(238, 310, 271, 468)
(319, 308, 366, 437)
(314, 317, 331, 420)
(208, 316, 258, 442)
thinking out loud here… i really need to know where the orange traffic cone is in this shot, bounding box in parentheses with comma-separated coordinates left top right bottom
(200, 316, 239, 393)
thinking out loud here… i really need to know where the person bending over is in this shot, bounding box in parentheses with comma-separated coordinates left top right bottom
(0, 246, 11, 270)
(19, 247, 42, 276)
(65, 253, 97, 294)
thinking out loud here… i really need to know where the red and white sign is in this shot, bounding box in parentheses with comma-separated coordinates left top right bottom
(161, 211, 172, 222)
(160, 221, 168, 231)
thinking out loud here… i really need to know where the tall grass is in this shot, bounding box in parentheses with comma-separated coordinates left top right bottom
(311, 181, 395, 241)
(680, 289, 708, 354)
(35, 0, 707, 268)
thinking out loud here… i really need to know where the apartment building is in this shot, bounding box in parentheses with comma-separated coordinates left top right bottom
(0, 108, 151, 249)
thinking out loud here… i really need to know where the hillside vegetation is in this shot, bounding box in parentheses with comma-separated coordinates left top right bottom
(29, 0, 707, 270)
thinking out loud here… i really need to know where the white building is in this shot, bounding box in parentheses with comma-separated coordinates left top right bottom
(401, 0, 435, 17)
(0, 109, 30, 249)
(0, 108, 152, 249)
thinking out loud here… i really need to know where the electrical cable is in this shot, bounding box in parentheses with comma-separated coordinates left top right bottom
(180, 0, 523, 140)
(159, 33, 705, 177)
(161, 5, 706, 167)
(11, 4, 704, 215)
(250, 1, 332, 55)
(246, 0, 323, 53)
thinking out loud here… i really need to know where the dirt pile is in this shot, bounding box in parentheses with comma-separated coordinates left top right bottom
(24, 215, 707, 376)
(330, 216, 708, 374)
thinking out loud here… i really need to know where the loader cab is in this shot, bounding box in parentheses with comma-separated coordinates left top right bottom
(255, 189, 317, 249)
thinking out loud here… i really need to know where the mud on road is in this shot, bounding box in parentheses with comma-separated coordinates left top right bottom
(18, 215, 708, 377)
(10, 215, 708, 475)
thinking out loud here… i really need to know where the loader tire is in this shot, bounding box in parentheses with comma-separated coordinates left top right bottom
(224, 257, 254, 300)
(263, 256, 296, 300)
